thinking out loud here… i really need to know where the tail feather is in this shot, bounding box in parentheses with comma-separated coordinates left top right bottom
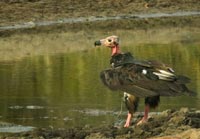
(176, 75, 191, 84)
(168, 82, 196, 96)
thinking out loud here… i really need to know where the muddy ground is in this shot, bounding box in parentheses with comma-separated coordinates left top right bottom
(0, 0, 200, 139)
(1, 108, 200, 139)
(0, 0, 200, 36)
(0, 0, 200, 27)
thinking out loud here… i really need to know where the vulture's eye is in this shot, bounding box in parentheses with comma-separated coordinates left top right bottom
(108, 39, 112, 42)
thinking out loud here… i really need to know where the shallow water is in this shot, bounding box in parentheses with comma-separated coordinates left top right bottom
(0, 32, 200, 132)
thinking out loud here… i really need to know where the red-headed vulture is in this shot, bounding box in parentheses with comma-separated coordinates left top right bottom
(94, 35, 195, 127)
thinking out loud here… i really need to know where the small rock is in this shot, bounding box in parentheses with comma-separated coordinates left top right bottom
(195, 110, 200, 113)
(160, 109, 173, 117)
(180, 107, 189, 113)
(169, 115, 185, 125)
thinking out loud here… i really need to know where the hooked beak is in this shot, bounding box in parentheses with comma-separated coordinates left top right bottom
(94, 40, 102, 47)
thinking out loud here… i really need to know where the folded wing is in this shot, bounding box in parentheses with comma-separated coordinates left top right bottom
(100, 53, 194, 97)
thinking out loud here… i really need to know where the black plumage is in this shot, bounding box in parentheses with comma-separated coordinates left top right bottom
(100, 52, 194, 97)
(94, 35, 194, 127)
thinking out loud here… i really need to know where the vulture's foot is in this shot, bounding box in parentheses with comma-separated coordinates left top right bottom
(124, 112, 132, 127)
(137, 117, 148, 125)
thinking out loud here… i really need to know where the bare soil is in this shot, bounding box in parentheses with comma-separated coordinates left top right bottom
(0, 0, 200, 26)
(0, 0, 200, 36)
(0, 0, 200, 138)
(1, 108, 200, 139)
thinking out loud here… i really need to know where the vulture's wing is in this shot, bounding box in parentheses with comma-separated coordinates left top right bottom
(100, 62, 193, 97)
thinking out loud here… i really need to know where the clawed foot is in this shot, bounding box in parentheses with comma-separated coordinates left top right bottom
(137, 105, 149, 125)
(124, 121, 130, 128)
(124, 117, 148, 127)
(124, 112, 132, 128)
(124, 105, 150, 127)
(136, 117, 148, 125)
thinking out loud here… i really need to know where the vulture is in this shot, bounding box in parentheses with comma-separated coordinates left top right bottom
(94, 35, 195, 127)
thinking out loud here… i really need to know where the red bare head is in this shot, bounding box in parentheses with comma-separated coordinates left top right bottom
(94, 35, 121, 56)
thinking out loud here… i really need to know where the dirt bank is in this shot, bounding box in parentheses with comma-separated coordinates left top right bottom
(0, 108, 199, 139)
(0, 0, 200, 26)
(0, 1, 200, 61)
(0, 0, 200, 37)
(0, 1, 200, 139)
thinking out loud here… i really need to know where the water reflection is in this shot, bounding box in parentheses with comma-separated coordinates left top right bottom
(0, 42, 199, 129)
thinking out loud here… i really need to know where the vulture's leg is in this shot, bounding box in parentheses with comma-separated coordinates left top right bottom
(123, 92, 139, 127)
(137, 95, 160, 125)
(124, 112, 132, 128)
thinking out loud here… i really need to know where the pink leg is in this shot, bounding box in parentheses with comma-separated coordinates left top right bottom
(124, 112, 132, 127)
(137, 105, 150, 125)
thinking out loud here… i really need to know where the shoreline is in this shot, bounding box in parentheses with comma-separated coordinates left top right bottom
(1, 11, 200, 31)
(0, 1, 200, 138)
(0, 26, 199, 62)
(0, 107, 199, 139)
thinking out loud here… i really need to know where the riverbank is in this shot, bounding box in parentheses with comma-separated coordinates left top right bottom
(0, 108, 200, 139)
(0, 1, 200, 62)
(0, 27, 199, 61)
(0, 0, 200, 138)
(0, 0, 200, 37)
(0, 0, 200, 27)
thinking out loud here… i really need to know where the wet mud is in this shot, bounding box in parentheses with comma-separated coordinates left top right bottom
(1, 108, 200, 139)
(0, 0, 200, 37)
(0, 0, 200, 27)
(0, 0, 200, 139)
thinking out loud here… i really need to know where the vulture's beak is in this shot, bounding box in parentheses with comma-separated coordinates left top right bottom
(94, 40, 102, 47)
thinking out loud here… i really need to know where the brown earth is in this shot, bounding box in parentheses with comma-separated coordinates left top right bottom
(1, 108, 200, 139)
(0, 0, 200, 27)
(0, 0, 200, 139)
(0, 0, 200, 37)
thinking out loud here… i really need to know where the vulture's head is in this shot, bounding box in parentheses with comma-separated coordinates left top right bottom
(94, 35, 120, 56)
